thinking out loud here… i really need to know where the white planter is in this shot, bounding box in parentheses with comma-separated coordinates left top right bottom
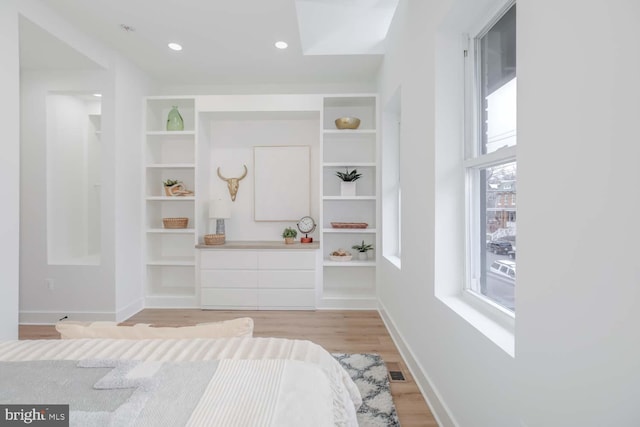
(340, 182, 356, 197)
(358, 252, 368, 261)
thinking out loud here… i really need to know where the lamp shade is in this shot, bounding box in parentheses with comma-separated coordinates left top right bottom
(209, 198, 231, 219)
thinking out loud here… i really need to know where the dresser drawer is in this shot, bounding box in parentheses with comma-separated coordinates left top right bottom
(200, 270, 258, 289)
(258, 270, 315, 289)
(258, 251, 315, 270)
(201, 288, 258, 308)
(258, 289, 315, 308)
(200, 251, 258, 270)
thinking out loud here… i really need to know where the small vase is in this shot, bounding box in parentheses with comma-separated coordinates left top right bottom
(166, 106, 184, 131)
(340, 182, 356, 197)
(284, 237, 295, 244)
(358, 252, 368, 261)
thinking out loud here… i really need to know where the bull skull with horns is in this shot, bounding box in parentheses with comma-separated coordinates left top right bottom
(217, 165, 248, 202)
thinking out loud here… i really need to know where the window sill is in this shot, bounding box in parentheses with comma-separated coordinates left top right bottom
(437, 291, 514, 357)
(383, 255, 401, 270)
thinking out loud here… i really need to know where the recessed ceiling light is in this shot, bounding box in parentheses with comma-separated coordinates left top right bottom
(168, 42, 183, 51)
(274, 41, 288, 49)
(93, 93, 102, 97)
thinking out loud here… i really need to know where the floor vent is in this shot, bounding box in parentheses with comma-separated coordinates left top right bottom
(386, 362, 406, 382)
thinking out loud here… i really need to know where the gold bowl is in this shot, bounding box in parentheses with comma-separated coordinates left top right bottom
(334, 117, 361, 130)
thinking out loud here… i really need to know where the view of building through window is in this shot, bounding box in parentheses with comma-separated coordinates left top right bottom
(467, 3, 516, 311)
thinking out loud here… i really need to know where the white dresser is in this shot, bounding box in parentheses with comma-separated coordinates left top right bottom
(197, 241, 319, 310)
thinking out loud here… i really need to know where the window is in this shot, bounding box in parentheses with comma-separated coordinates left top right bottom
(383, 87, 402, 267)
(465, 2, 516, 312)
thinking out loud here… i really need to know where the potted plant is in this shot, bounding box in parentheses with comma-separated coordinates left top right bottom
(335, 168, 362, 196)
(163, 179, 181, 196)
(163, 179, 193, 196)
(282, 227, 297, 244)
(352, 240, 373, 260)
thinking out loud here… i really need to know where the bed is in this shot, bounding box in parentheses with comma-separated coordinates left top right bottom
(0, 337, 362, 426)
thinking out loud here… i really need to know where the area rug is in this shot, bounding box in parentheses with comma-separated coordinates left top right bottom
(333, 353, 401, 427)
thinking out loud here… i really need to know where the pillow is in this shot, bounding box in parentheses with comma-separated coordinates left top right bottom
(55, 317, 253, 339)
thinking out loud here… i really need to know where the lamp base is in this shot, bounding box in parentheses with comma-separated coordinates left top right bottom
(215, 219, 226, 235)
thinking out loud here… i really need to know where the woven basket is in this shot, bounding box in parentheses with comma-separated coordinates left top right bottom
(204, 234, 225, 245)
(162, 217, 189, 229)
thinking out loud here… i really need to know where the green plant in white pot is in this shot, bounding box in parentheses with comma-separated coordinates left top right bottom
(336, 168, 362, 197)
(352, 240, 373, 260)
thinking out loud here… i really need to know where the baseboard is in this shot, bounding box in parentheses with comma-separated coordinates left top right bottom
(19, 310, 116, 325)
(115, 298, 144, 322)
(378, 302, 458, 427)
(318, 297, 378, 310)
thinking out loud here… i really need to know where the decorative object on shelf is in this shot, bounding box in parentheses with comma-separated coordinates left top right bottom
(334, 117, 361, 130)
(330, 222, 368, 229)
(162, 217, 189, 229)
(217, 165, 248, 202)
(207, 198, 231, 245)
(163, 179, 194, 197)
(204, 233, 225, 245)
(282, 227, 297, 244)
(297, 216, 316, 243)
(352, 240, 374, 261)
(329, 249, 352, 262)
(336, 168, 362, 196)
(166, 106, 184, 131)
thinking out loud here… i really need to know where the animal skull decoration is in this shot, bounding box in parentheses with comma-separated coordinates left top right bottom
(217, 165, 248, 202)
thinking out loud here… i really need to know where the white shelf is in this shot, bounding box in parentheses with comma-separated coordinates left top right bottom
(147, 228, 196, 234)
(323, 228, 376, 234)
(323, 162, 376, 168)
(146, 163, 195, 169)
(323, 129, 376, 135)
(146, 130, 195, 136)
(146, 196, 195, 201)
(323, 259, 376, 267)
(321, 95, 378, 307)
(323, 196, 376, 201)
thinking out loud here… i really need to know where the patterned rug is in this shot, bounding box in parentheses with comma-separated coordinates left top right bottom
(333, 353, 401, 427)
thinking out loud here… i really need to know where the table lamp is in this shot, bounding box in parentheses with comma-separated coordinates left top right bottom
(206, 198, 231, 245)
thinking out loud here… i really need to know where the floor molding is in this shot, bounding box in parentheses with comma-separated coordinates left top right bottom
(19, 310, 115, 325)
(378, 302, 458, 427)
(116, 298, 144, 322)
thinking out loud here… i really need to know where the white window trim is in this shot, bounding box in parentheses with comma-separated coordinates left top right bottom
(463, 0, 517, 323)
(434, 0, 516, 357)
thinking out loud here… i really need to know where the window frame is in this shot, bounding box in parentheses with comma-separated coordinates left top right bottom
(463, 0, 517, 317)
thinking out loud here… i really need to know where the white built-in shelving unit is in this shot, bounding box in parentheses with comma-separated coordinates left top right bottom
(142, 94, 378, 310)
(320, 95, 379, 309)
(144, 97, 198, 307)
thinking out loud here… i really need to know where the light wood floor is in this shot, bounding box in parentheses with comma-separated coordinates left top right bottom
(19, 309, 437, 426)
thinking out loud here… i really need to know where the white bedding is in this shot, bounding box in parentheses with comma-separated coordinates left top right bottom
(0, 337, 362, 427)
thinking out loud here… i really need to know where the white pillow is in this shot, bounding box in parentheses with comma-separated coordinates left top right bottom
(55, 317, 254, 339)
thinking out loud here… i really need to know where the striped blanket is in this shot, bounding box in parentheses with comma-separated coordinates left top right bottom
(0, 337, 361, 426)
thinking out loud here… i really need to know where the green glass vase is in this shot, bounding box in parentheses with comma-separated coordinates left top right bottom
(166, 106, 184, 131)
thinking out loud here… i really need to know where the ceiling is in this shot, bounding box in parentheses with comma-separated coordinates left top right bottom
(22, 0, 398, 87)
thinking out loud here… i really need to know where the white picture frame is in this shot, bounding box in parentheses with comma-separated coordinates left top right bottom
(254, 146, 310, 221)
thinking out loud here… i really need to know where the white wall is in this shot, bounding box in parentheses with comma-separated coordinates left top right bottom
(0, 0, 20, 340)
(14, 0, 153, 324)
(205, 117, 320, 241)
(378, 0, 640, 426)
(516, 1, 640, 425)
(113, 57, 152, 321)
(20, 70, 115, 322)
